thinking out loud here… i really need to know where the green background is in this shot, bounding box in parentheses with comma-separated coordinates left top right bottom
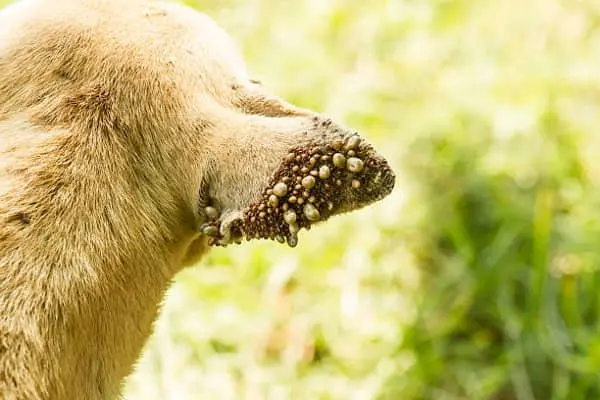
(3, 0, 600, 398)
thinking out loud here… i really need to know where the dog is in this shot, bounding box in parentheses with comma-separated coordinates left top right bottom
(0, 0, 395, 398)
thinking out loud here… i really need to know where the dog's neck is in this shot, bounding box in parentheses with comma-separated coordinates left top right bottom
(0, 117, 203, 398)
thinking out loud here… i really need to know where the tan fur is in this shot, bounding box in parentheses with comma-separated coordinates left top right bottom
(0, 1, 388, 398)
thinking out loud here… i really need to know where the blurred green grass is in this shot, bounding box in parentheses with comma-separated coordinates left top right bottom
(4, 0, 600, 398)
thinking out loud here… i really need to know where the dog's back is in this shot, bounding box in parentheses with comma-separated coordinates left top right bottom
(0, 1, 233, 398)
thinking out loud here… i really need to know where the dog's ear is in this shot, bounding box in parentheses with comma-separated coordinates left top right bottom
(198, 87, 395, 247)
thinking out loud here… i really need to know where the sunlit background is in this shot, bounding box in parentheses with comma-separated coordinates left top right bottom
(3, 0, 600, 398)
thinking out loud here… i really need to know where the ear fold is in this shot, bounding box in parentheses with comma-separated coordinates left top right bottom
(232, 83, 313, 118)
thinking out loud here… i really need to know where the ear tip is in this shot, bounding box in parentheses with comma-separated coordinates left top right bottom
(227, 133, 395, 247)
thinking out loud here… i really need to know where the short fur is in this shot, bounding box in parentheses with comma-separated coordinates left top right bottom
(0, 1, 392, 398)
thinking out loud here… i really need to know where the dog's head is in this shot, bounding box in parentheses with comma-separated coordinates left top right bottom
(0, 0, 395, 248)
